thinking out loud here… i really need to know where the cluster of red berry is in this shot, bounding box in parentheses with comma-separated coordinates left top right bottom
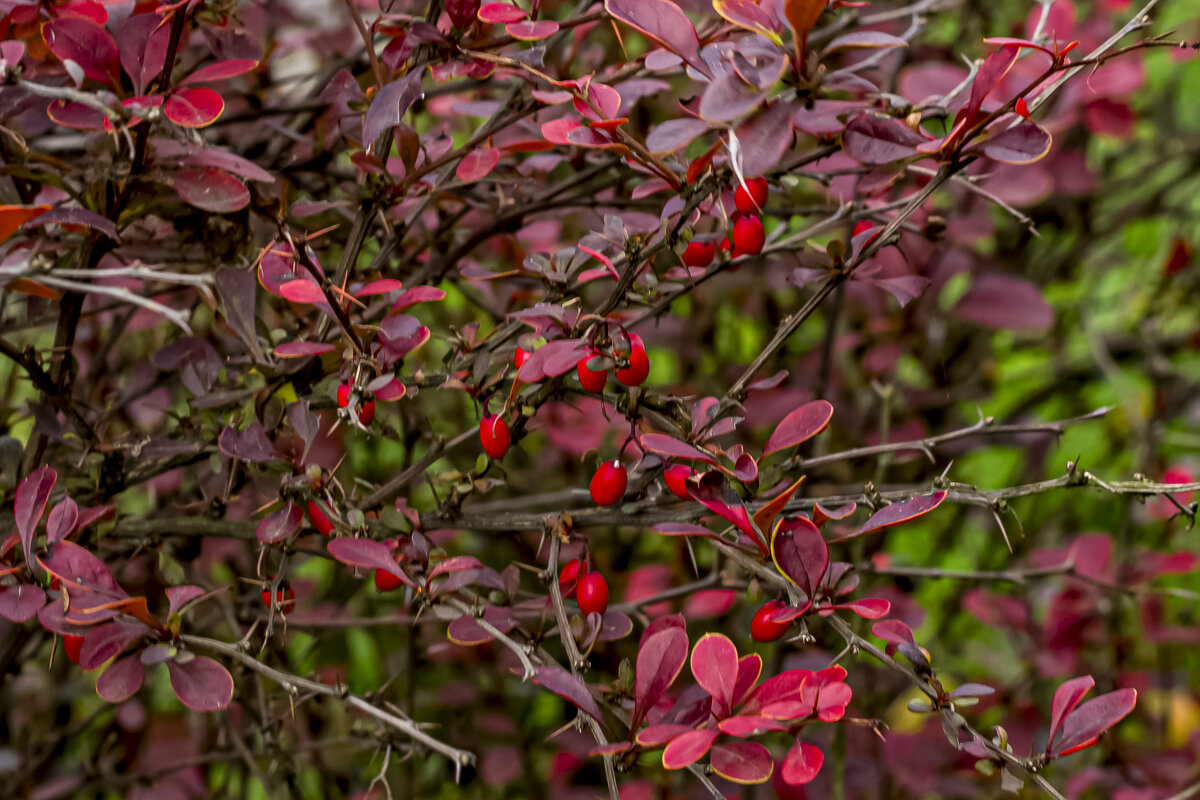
(337, 383, 376, 425)
(680, 177, 770, 268)
(558, 558, 608, 616)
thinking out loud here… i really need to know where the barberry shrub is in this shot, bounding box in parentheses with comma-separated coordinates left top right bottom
(0, 0, 1197, 797)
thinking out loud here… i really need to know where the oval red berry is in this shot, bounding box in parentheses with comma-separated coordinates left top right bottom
(734, 177, 769, 215)
(559, 558, 583, 595)
(663, 464, 693, 500)
(374, 568, 405, 592)
(358, 400, 376, 425)
(751, 600, 791, 642)
(590, 460, 628, 506)
(480, 415, 511, 459)
(307, 500, 335, 536)
(576, 572, 609, 615)
(614, 334, 649, 387)
(731, 215, 765, 257)
(681, 240, 715, 267)
(577, 356, 607, 393)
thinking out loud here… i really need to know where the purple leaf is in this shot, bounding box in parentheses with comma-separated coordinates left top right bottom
(836, 492, 947, 542)
(97, 655, 145, 703)
(15, 466, 56, 570)
(979, 120, 1053, 164)
(165, 585, 206, 616)
(604, 0, 710, 78)
(691, 633, 739, 716)
(662, 729, 719, 770)
(842, 113, 926, 164)
(362, 73, 424, 152)
(822, 31, 908, 55)
(710, 741, 773, 785)
(273, 341, 335, 358)
(633, 625, 690, 730)
(390, 285, 446, 313)
(732, 453, 758, 484)
(327, 538, 411, 586)
(1054, 688, 1137, 756)
(1048, 675, 1095, 753)
(116, 13, 169, 94)
(80, 620, 148, 671)
(44, 18, 120, 87)
(38, 541, 123, 596)
(534, 666, 603, 722)
(770, 516, 829, 601)
(646, 118, 709, 153)
(954, 274, 1053, 330)
(640, 433, 718, 465)
(168, 655, 235, 711)
(734, 99, 795, 177)
(22, 207, 118, 240)
(966, 45, 1020, 123)
(174, 168, 250, 213)
(217, 424, 276, 463)
(763, 400, 834, 456)
(0, 585, 47, 623)
(699, 74, 770, 123)
(636, 724, 693, 747)
(185, 148, 275, 183)
(446, 606, 516, 645)
(45, 496, 79, 544)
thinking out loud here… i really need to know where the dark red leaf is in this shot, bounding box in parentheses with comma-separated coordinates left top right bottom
(45, 497, 79, 544)
(44, 17, 120, 86)
(835, 492, 947, 542)
(770, 516, 829, 602)
(15, 466, 56, 570)
(534, 666, 603, 722)
(80, 620, 147, 670)
(163, 88, 225, 128)
(763, 400, 834, 456)
(174, 168, 250, 213)
(966, 46, 1020, 123)
(633, 625, 689, 730)
(168, 655, 234, 711)
(1054, 688, 1137, 756)
(22, 207, 119, 240)
(180, 59, 258, 85)
(691, 633, 739, 715)
(97, 655, 145, 703)
(0, 585, 47, 623)
(710, 741, 773, 784)
(605, 0, 710, 78)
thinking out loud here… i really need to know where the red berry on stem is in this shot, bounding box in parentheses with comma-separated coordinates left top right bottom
(577, 355, 607, 393)
(664, 464, 693, 500)
(514, 347, 530, 368)
(358, 399, 376, 425)
(480, 415, 511, 459)
(681, 240, 715, 267)
(374, 568, 405, 592)
(559, 558, 583, 595)
(337, 383, 350, 409)
(751, 600, 791, 642)
(307, 500, 335, 536)
(590, 460, 628, 506)
(1015, 97, 1030, 119)
(63, 634, 84, 665)
(719, 237, 732, 253)
(576, 572, 609, 615)
(615, 334, 649, 387)
(734, 177, 769, 215)
(731, 215, 765, 257)
(261, 580, 296, 613)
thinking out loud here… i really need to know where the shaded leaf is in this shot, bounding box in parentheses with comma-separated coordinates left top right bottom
(954, 274, 1053, 331)
(0, 585, 47, 623)
(21, 207, 118, 240)
(165, 585, 206, 616)
(822, 31, 908, 55)
(1048, 675, 1094, 753)
(714, 0, 782, 45)
(734, 99, 795, 178)
(362, 73, 424, 151)
(46, 497, 79, 544)
(979, 120, 1052, 164)
(167, 655, 234, 711)
(640, 433, 718, 465)
(710, 741, 773, 784)
(163, 88, 225, 128)
(534, 666, 603, 722)
(843, 114, 925, 164)
(174, 168, 250, 213)
(764, 400, 834, 456)
(97, 655, 145, 703)
(44, 17, 120, 86)
(836, 492, 947, 541)
(1054, 688, 1137, 756)
(256, 501, 304, 544)
(273, 341, 335, 357)
(633, 625, 689, 730)
(15, 466, 56, 570)
(605, 0, 709, 78)
(770, 516, 829, 601)
(327, 538, 410, 586)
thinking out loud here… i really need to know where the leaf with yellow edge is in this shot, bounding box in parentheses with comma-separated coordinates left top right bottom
(0, 204, 51, 246)
(713, 0, 783, 46)
(752, 475, 806, 534)
(784, 0, 826, 69)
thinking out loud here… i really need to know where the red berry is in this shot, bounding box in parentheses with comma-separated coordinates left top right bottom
(337, 383, 351, 409)
(734, 177, 769, 215)
(559, 558, 583, 596)
(576, 572, 609, 615)
(664, 464, 693, 500)
(590, 460, 628, 506)
(751, 600, 791, 642)
(577, 355, 607, 393)
(614, 334, 649, 387)
(63, 634, 83, 665)
(514, 347, 531, 368)
(261, 581, 296, 614)
(731, 215, 765, 257)
(307, 500, 335, 536)
(719, 238, 732, 253)
(374, 568, 405, 592)
(1015, 96, 1030, 119)
(681, 240, 715, 267)
(358, 400, 376, 425)
(480, 415, 511, 460)
(853, 221, 874, 237)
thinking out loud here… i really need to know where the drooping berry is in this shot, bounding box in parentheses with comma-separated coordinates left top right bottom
(614, 334, 649, 387)
(663, 464, 693, 500)
(576, 572, 609, 616)
(374, 568, 405, 592)
(63, 634, 84, 665)
(337, 383, 351, 409)
(751, 600, 791, 642)
(590, 460, 628, 506)
(577, 355, 607, 393)
(480, 415, 511, 460)
(681, 240, 716, 267)
(731, 215, 765, 257)
(734, 177, 769, 215)
(307, 500, 335, 536)
(261, 580, 297, 613)
(358, 400, 376, 425)
(559, 558, 583, 596)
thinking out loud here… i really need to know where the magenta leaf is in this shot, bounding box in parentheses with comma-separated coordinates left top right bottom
(966, 45, 1020, 123)
(770, 516, 829, 602)
(781, 740, 824, 785)
(168, 655, 234, 711)
(533, 666, 603, 722)
(506, 19, 559, 40)
(217, 424, 276, 463)
(273, 341, 336, 358)
(636, 724, 692, 747)
(164, 88, 226, 128)
(429, 556, 485, 579)
(632, 625, 689, 730)
(662, 729, 719, 769)
(278, 280, 328, 305)
(763, 400, 834, 456)
(456, 147, 501, 183)
(1054, 688, 1137, 756)
(734, 100, 796, 177)
(719, 715, 787, 737)
(22, 207, 119, 241)
(954, 273, 1054, 331)
(165, 585, 206, 616)
(742, 669, 811, 715)
(1047, 675, 1094, 753)
(446, 606, 516, 645)
(327, 538, 411, 586)
(0, 585, 47, 623)
(710, 741, 773, 785)
(691, 633, 739, 716)
(639, 433, 718, 465)
(180, 58, 258, 85)
(362, 73, 424, 151)
(80, 620, 149, 671)
(44, 17, 120, 87)
(478, 2, 527, 22)
(837, 491, 948, 541)
(174, 168, 250, 213)
(842, 114, 926, 165)
(15, 465, 56, 569)
(647, 118, 709, 153)
(733, 653, 762, 706)
(588, 741, 632, 758)
(604, 0, 710, 78)
(872, 619, 917, 646)
(831, 598, 891, 619)
(97, 655, 145, 703)
(390, 286, 446, 313)
(44, 496, 77, 546)
(256, 502, 303, 544)
(979, 120, 1052, 164)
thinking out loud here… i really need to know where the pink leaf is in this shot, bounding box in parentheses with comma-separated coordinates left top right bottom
(646, 118, 709, 153)
(163, 88, 225, 128)
(604, 0, 710, 78)
(0, 585, 47, 623)
(167, 655, 234, 711)
(256, 501, 304, 544)
(97, 655, 145, 703)
(179, 58, 258, 85)
(718, 715, 787, 737)
(640, 433, 718, 465)
(456, 147, 501, 182)
(781, 740, 824, 785)
(279, 280, 328, 305)
(662, 729, 719, 769)
(979, 120, 1052, 164)
(1048, 675, 1095, 753)
(691, 633, 739, 715)
(354, 278, 404, 297)
(327, 538, 410, 586)
(1054, 688, 1137, 756)
(534, 666, 603, 722)
(636, 724, 693, 747)
(710, 741, 773, 785)
(633, 625, 689, 730)
(833, 598, 891, 619)
(478, 2, 527, 22)
(273, 341, 336, 358)
(390, 285, 446, 313)
(165, 585, 205, 616)
(954, 274, 1053, 330)
(763, 400, 834, 456)
(836, 492, 947, 542)
(44, 17, 120, 86)
(505, 19, 559, 40)
(174, 168, 250, 213)
(733, 653, 762, 706)
(15, 466, 56, 570)
(46, 100, 107, 131)
(446, 606, 515, 645)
